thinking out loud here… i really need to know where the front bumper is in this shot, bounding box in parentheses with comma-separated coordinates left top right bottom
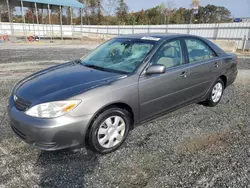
(8, 99, 93, 151)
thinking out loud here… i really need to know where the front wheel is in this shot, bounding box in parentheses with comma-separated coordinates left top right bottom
(204, 78, 225, 107)
(87, 107, 131, 154)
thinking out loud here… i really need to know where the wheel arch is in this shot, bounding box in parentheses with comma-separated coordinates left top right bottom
(85, 102, 135, 142)
(219, 75, 228, 88)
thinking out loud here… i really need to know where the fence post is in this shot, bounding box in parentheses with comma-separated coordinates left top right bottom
(106, 25, 108, 39)
(70, 7, 73, 41)
(243, 35, 247, 52)
(34, 2, 40, 38)
(247, 27, 250, 51)
(47, 4, 52, 41)
(42, 10, 45, 39)
(187, 24, 190, 34)
(165, 25, 168, 33)
(132, 24, 134, 34)
(215, 23, 219, 40)
(88, 24, 90, 37)
(148, 25, 150, 33)
(20, 0, 27, 41)
(118, 25, 120, 35)
(97, 26, 100, 40)
(80, 8, 83, 42)
(59, 5, 63, 40)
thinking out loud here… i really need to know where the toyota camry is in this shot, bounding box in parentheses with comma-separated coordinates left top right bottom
(8, 34, 238, 154)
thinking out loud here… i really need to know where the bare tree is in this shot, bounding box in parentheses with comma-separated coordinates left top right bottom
(162, 0, 175, 24)
(78, 0, 91, 24)
(105, 0, 118, 16)
(116, 0, 129, 24)
(0, 5, 2, 22)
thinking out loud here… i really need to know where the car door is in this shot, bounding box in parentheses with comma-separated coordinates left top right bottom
(139, 39, 192, 121)
(184, 38, 221, 100)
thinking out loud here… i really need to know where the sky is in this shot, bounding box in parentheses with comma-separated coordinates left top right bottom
(126, 0, 250, 18)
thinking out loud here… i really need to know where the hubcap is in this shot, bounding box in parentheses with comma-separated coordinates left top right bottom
(212, 83, 223, 103)
(97, 116, 126, 149)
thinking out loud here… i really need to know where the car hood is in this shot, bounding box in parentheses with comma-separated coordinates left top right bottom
(15, 61, 124, 104)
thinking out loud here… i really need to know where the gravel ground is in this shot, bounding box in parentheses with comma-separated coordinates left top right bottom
(0, 47, 250, 188)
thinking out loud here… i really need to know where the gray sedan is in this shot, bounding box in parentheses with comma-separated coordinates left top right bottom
(8, 34, 238, 154)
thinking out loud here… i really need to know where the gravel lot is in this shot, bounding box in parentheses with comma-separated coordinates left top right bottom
(0, 47, 250, 188)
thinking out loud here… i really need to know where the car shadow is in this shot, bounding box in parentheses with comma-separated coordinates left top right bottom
(36, 130, 99, 188)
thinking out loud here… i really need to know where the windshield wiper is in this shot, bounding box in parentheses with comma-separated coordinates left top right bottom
(83, 64, 106, 71)
(83, 64, 129, 75)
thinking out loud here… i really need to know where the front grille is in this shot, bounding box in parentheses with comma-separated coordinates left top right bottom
(11, 125, 26, 140)
(14, 96, 31, 111)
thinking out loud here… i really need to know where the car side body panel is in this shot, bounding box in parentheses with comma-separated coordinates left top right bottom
(138, 64, 191, 121)
(69, 74, 140, 124)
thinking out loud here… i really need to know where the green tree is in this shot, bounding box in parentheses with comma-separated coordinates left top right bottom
(78, 0, 104, 25)
(194, 5, 231, 23)
(170, 8, 185, 24)
(215, 6, 232, 23)
(96, 0, 104, 24)
(0, 4, 15, 22)
(75, 0, 232, 25)
(145, 6, 161, 24)
(25, 8, 35, 23)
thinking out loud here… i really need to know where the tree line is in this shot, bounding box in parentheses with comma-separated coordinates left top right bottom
(0, 0, 232, 25)
(79, 0, 232, 25)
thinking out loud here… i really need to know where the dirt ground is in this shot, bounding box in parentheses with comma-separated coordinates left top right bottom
(0, 47, 250, 188)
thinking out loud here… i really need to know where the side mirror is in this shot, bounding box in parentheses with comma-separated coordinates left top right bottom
(146, 64, 166, 75)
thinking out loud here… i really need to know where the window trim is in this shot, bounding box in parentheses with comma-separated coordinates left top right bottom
(183, 37, 218, 64)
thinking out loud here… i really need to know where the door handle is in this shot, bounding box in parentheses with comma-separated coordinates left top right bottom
(180, 71, 188, 78)
(214, 62, 219, 68)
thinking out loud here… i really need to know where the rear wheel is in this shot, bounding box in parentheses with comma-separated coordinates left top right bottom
(87, 107, 131, 154)
(204, 78, 224, 107)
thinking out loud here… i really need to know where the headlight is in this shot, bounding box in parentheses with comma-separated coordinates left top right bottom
(25, 100, 81, 118)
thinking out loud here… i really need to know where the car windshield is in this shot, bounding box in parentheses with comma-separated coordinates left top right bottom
(81, 38, 156, 74)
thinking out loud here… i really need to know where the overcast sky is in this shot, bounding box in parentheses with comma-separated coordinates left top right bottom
(126, 0, 250, 17)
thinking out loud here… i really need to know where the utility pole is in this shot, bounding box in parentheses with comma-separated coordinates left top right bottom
(0, 5, 2, 33)
(6, 0, 14, 36)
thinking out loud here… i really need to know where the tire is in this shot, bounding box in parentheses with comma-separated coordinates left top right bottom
(204, 78, 225, 107)
(87, 107, 131, 154)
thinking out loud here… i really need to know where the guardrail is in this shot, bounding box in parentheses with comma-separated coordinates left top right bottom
(0, 22, 249, 50)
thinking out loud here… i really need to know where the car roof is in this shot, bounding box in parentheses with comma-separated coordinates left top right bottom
(115, 33, 195, 40)
(115, 33, 225, 55)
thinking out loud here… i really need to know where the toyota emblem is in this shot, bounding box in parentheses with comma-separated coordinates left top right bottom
(13, 95, 18, 102)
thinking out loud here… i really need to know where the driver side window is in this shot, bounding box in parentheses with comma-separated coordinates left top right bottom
(152, 40, 184, 69)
